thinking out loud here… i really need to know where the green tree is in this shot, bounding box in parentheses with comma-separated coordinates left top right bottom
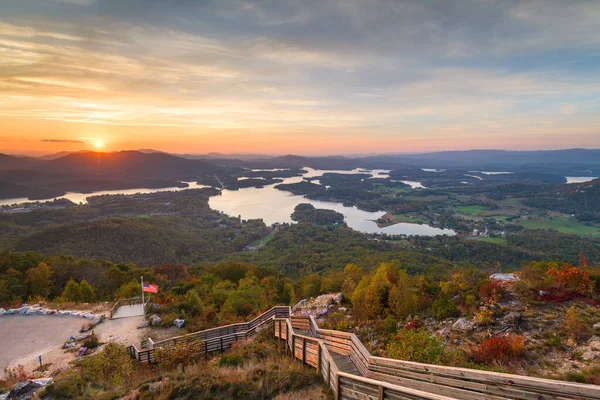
(116, 278, 141, 299)
(26, 262, 53, 299)
(61, 278, 82, 302)
(185, 289, 203, 316)
(80, 279, 95, 302)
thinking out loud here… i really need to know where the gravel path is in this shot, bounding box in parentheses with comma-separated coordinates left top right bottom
(0, 314, 146, 376)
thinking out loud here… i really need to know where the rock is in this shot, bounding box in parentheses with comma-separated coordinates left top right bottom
(582, 350, 599, 361)
(339, 307, 347, 313)
(450, 295, 461, 304)
(333, 292, 344, 304)
(151, 315, 162, 326)
(452, 318, 474, 331)
(593, 322, 600, 330)
(453, 339, 461, 346)
(405, 315, 413, 323)
(138, 319, 149, 329)
(7, 380, 42, 400)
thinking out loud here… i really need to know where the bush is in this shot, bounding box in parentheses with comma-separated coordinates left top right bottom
(479, 279, 505, 303)
(473, 335, 523, 366)
(153, 340, 205, 372)
(82, 332, 99, 350)
(382, 316, 398, 335)
(430, 297, 460, 319)
(81, 342, 135, 386)
(386, 329, 446, 364)
(564, 305, 593, 343)
(218, 353, 245, 367)
(474, 309, 494, 326)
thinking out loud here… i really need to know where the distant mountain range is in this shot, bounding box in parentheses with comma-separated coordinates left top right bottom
(0, 148, 599, 202)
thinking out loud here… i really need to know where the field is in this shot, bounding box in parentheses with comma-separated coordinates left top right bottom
(452, 205, 490, 216)
(517, 217, 600, 236)
(392, 215, 428, 224)
(250, 233, 275, 247)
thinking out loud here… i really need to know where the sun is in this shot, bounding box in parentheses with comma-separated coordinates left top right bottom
(94, 140, 104, 149)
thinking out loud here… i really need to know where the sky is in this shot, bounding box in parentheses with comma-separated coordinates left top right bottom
(1, 0, 599, 156)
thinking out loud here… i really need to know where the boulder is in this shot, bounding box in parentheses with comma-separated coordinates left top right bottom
(333, 292, 344, 304)
(150, 315, 162, 326)
(138, 319, 149, 329)
(593, 322, 600, 331)
(7, 378, 51, 400)
(452, 318, 474, 331)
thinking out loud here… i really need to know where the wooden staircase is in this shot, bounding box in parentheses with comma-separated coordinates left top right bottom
(129, 307, 600, 400)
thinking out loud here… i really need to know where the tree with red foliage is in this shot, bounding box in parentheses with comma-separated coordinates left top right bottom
(546, 264, 594, 296)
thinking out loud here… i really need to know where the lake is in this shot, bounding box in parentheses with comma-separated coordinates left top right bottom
(0, 167, 452, 236)
(566, 176, 598, 184)
(210, 168, 454, 236)
(0, 182, 209, 207)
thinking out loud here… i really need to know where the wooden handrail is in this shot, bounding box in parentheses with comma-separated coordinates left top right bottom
(274, 314, 600, 400)
(129, 305, 600, 399)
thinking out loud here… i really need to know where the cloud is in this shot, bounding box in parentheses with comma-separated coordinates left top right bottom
(0, 0, 599, 152)
(40, 139, 85, 143)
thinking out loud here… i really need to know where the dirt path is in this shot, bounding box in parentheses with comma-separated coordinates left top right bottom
(0, 314, 147, 377)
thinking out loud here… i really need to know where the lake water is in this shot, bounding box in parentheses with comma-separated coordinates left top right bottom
(566, 176, 598, 184)
(0, 182, 209, 206)
(210, 167, 454, 236)
(0, 167, 452, 236)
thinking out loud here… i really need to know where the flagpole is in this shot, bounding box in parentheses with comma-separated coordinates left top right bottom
(141, 276, 145, 315)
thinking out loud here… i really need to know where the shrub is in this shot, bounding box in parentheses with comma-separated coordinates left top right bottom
(81, 342, 135, 386)
(387, 329, 446, 364)
(474, 309, 494, 326)
(430, 298, 460, 319)
(218, 353, 245, 367)
(564, 305, 593, 343)
(405, 317, 423, 331)
(546, 265, 593, 296)
(1, 365, 28, 390)
(479, 279, 504, 303)
(82, 332, 99, 350)
(473, 335, 523, 366)
(153, 340, 205, 372)
(382, 316, 398, 335)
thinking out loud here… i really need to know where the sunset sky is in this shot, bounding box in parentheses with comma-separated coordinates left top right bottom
(1, 0, 599, 156)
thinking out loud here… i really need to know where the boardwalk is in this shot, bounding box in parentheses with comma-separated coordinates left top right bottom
(128, 307, 600, 400)
(111, 304, 144, 319)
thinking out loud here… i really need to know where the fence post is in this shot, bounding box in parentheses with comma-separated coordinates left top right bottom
(378, 385, 384, 400)
(327, 359, 331, 388)
(302, 337, 306, 365)
(317, 343, 321, 374)
(335, 373, 340, 400)
(291, 335, 295, 359)
(220, 337, 224, 353)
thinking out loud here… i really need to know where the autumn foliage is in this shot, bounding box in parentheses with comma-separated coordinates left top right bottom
(473, 335, 524, 365)
(478, 279, 505, 303)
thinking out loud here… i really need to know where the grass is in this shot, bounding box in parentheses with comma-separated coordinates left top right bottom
(250, 233, 274, 247)
(452, 205, 490, 216)
(476, 237, 506, 244)
(392, 215, 427, 224)
(517, 217, 600, 236)
(136, 213, 151, 219)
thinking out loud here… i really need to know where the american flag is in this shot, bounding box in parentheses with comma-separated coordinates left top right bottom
(143, 283, 158, 293)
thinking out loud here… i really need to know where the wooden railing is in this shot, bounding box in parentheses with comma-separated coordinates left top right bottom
(127, 306, 290, 364)
(274, 314, 600, 400)
(128, 305, 600, 399)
